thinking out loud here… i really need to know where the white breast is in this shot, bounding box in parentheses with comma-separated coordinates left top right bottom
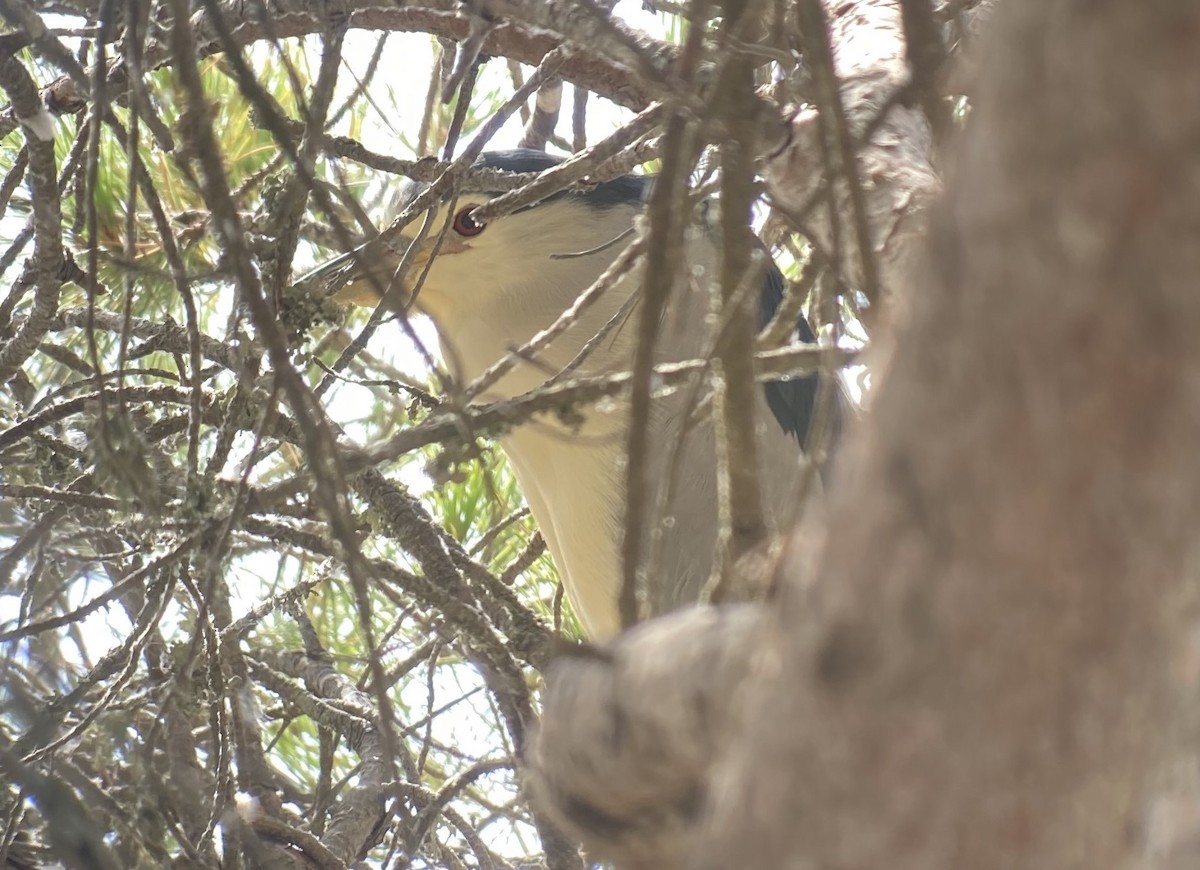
(499, 420, 626, 638)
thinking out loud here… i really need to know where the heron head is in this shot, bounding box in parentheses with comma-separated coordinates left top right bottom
(330, 150, 650, 335)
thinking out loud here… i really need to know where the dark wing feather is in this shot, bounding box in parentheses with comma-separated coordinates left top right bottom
(758, 261, 824, 446)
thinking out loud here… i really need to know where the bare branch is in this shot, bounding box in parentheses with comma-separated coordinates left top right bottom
(0, 52, 62, 385)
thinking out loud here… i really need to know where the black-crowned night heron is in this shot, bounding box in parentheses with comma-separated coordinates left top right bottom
(310, 150, 827, 639)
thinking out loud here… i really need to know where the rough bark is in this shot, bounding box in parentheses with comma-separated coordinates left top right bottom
(763, 0, 939, 305)
(699, 2, 1200, 869)
(530, 607, 763, 870)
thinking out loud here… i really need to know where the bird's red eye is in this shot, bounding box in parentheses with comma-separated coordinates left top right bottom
(452, 206, 486, 237)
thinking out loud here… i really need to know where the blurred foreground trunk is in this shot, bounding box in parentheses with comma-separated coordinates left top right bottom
(699, 2, 1200, 868)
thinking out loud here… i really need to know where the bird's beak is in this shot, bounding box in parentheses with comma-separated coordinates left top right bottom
(316, 232, 438, 310)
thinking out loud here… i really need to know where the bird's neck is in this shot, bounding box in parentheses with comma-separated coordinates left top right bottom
(429, 232, 715, 401)
(427, 291, 638, 638)
(432, 291, 634, 400)
(424, 231, 720, 638)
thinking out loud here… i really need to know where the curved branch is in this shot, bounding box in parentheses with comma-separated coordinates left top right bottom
(0, 52, 62, 385)
(182, 1, 669, 111)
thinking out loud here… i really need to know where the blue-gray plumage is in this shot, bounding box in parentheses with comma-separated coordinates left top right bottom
(312, 150, 829, 638)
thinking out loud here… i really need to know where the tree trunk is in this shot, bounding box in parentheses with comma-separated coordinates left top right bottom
(698, 2, 1200, 868)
